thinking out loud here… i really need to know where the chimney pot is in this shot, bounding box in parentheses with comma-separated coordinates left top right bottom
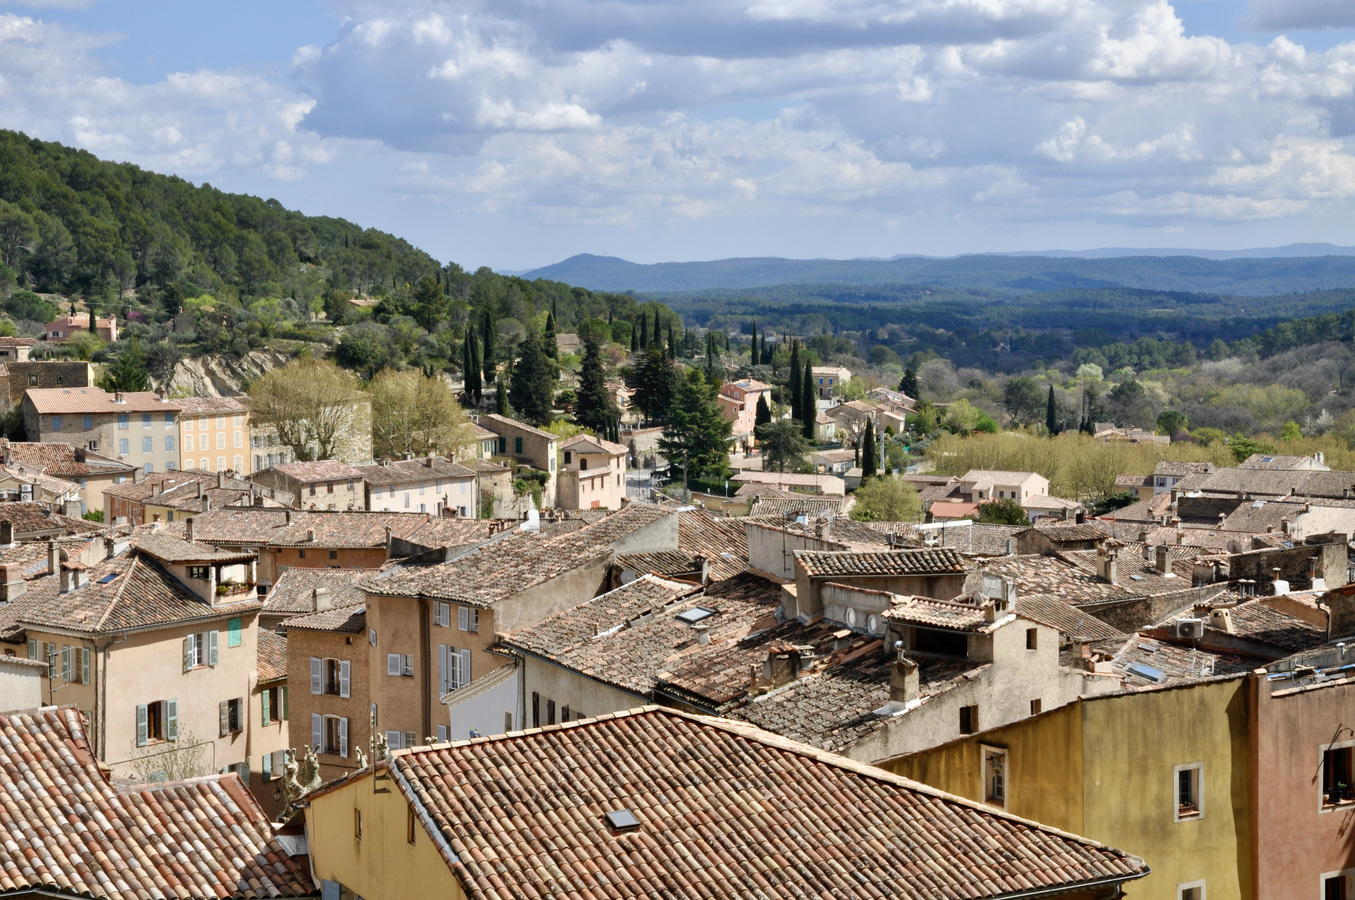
(185, 516, 194, 544)
(693, 624, 710, 646)
(306, 528, 315, 543)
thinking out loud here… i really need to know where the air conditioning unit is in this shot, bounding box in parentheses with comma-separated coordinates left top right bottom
(1171, 618, 1205, 640)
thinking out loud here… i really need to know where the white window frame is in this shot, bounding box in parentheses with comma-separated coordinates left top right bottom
(1176, 880, 1205, 900)
(1322, 870, 1355, 900)
(1174, 762, 1204, 822)
(1321, 739, 1355, 812)
(981, 744, 1008, 809)
(458, 606, 478, 633)
(434, 601, 451, 628)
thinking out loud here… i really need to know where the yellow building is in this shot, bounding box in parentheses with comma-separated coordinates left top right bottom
(885, 676, 1253, 900)
(176, 396, 250, 474)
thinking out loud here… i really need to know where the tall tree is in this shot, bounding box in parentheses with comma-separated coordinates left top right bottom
(652, 309, 661, 352)
(543, 311, 558, 359)
(409, 274, 446, 331)
(899, 367, 919, 398)
(87, 298, 98, 334)
(658, 369, 732, 483)
(462, 332, 482, 406)
(632, 343, 677, 425)
(749, 321, 759, 366)
(248, 358, 365, 462)
(849, 476, 923, 523)
(789, 341, 801, 419)
(666, 323, 675, 360)
(630, 322, 639, 354)
(754, 393, 771, 430)
(495, 377, 510, 416)
(757, 418, 810, 473)
(480, 311, 496, 384)
(705, 331, 719, 383)
(801, 361, 816, 441)
(508, 328, 558, 426)
(860, 417, 878, 480)
(1045, 384, 1057, 435)
(370, 369, 476, 460)
(97, 337, 150, 393)
(639, 314, 649, 349)
(575, 331, 620, 435)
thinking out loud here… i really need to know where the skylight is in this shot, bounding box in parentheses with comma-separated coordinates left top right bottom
(605, 809, 641, 832)
(1125, 662, 1166, 684)
(97, 573, 119, 585)
(676, 607, 715, 625)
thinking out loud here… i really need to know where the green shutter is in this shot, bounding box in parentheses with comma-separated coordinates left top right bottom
(261, 689, 271, 726)
(228, 617, 242, 648)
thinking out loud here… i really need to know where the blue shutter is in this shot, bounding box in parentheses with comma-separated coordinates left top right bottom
(228, 617, 241, 647)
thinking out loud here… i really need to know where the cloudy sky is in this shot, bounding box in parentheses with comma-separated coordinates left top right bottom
(1, 0, 1353, 270)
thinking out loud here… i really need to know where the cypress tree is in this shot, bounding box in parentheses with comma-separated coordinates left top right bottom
(462, 334, 476, 406)
(705, 332, 719, 382)
(666, 323, 675, 360)
(750, 321, 759, 366)
(801, 362, 815, 442)
(576, 331, 619, 435)
(789, 341, 801, 418)
(544, 311, 558, 359)
(755, 394, 771, 430)
(480, 311, 496, 384)
(495, 377, 510, 416)
(630, 321, 639, 354)
(508, 328, 558, 426)
(87, 298, 98, 334)
(861, 418, 878, 480)
(653, 310, 662, 354)
(1045, 385, 1057, 435)
(899, 367, 919, 398)
(639, 314, 648, 349)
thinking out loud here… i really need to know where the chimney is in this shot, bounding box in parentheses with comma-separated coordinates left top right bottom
(151, 483, 161, 496)
(306, 528, 315, 543)
(1155, 545, 1171, 575)
(313, 587, 333, 612)
(218, 470, 227, 488)
(156, 387, 165, 401)
(114, 391, 123, 404)
(1210, 608, 1235, 634)
(889, 646, 920, 704)
(285, 510, 293, 525)
(132, 468, 142, 484)
(692, 624, 710, 646)
(253, 493, 264, 507)
(384, 525, 393, 550)
(1096, 548, 1117, 584)
(1075, 509, 1085, 525)
(0, 563, 24, 603)
(195, 481, 202, 499)
(185, 516, 194, 544)
(763, 648, 798, 688)
(0, 521, 12, 547)
(201, 497, 211, 512)
(47, 540, 58, 577)
(424, 456, 433, 468)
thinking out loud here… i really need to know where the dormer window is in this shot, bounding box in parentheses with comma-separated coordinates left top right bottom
(189, 566, 209, 580)
(564, 451, 572, 465)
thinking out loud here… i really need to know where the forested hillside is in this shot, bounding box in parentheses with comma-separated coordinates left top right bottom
(0, 130, 673, 383)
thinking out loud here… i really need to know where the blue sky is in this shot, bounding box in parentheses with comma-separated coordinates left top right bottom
(1, 0, 1354, 271)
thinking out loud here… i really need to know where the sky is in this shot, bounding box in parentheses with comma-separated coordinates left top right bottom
(1, 0, 1354, 271)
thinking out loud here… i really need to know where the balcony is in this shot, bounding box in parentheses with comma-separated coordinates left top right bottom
(216, 581, 255, 600)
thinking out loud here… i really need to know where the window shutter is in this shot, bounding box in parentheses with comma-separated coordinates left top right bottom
(281, 686, 289, 720)
(262, 752, 272, 781)
(184, 635, 195, 672)
(228, 617, 242, 647)
(166, 699, 178, 740)
(311, 713, 322, 750)
(449, 647, 462, 691)
(81, 648, 89, 685)
(437, 725, 448, 742)
(461, 648, 472, 687)
(261, 689, 271, 726)
(339, 717, 349, 758)
(457, 605, 468, 631)
(240, 759, 250, 784)
(26, 639, 36, 660)
(388, 653, 401, 676)
(339, 660, 351, 698)
(385, 730, 402, 750)
(136, 704, 148, 747)
(60, 646, 70, 682)
(310, 657, 322, 694)
(438, 644, 447, 695)
(468, 609, 478, 634)
(220, 700, 229, 737)
(208, 630, 219, 667)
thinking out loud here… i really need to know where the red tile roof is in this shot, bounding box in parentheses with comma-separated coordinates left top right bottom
(0, 441, 134, 476)
(25, 387, 180, 414)
(168, 507, 430, 548)
(257, 628, 288, 682)
(353, 457, 475, 485)
(0, 707, 313, 899)
(388, 707, 1147, 900)
(265, 460, 365, 482)
(263, 567, 375, 617)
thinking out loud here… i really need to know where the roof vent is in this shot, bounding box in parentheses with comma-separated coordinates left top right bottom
(605, 809, 641, 833)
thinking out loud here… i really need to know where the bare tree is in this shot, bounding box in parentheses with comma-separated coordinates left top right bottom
(122, 726, 211, 784)
(249, 357, 365, 461)
(369, 368, 476, 460)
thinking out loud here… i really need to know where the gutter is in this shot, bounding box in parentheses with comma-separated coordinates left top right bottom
(983, 869, 1149, 900)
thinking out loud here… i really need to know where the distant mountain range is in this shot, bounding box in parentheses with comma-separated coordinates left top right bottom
(522, 246, 1355, 295)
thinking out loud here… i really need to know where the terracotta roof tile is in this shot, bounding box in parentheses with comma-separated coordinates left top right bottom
(391, 707, 1147, 900)
(281, 603, 366, 634)
(265, 460, 366, 482)
(257, 629, 287, 682)
(0, 442, 134, 477)
(1015, 594, 1126, 642)
(263, 567, 374, 617)
(677, 509, 747, 581)
(353, 457, 475, 485)
(168, 507, 429, 548)
(0, 707, 312, 899)
(25, 387, 180, 414)
(794, 547, 965, 578)
(172, 395, 249, 414)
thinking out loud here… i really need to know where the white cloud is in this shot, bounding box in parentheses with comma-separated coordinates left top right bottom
(1248, 0, 1355, 31)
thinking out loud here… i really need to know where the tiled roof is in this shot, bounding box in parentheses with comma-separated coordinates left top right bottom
(732, 471, 844, 490)
(976, 554, 1130, 606)
(615, 550, 703, 579)
(353, 457, 475, 485)
(404, 516, 501, 550)
(889, 522, 1025, 556)
(265, 460, 365, 482)
(960, 469, 1042, 491)
(1154, 461, 1217, 477)
(1168, 601, 1327, 655)
(1112, 634, 1264, 688)
(878, 594, 995, 632)
(16, 552, 261, 634)
(1028, 523, 1109, 542)
(1058, 549, 1196, 598)
(0, 442, 133, 476)
(132, 531, 256, 564)
(173, 396, 248, 414)
(263, 567, 374, 617)
(794, 548, 965, 578)
(746, 496, 848, 518)
(677, 509, 748, 581)
(391, 706, 1147, 900)
(364, 504, 674, 606)
(282, 602, 366, 634)
(25, 387, 180, 414)
(929, 500, 980, 518)
(168, 507, 429, 548)
(1015, 594, 1126, 642)
(0, 502, 103, 537)
(0, 707, 312, 899)
(257, 629, 287, 682)
(480, 413, 557, 440)
(559, 434, 628, 455)
(0, 465, 80, 497)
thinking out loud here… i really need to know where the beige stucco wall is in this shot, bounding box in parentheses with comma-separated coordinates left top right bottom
(0, 656, 43, 711)
(27, 407, 181, 475)
(368, 476, 477, 516)
(557, 452, 627, 511)
(179, 411, 251, 474)
(249, 673, 290, 819)
(519, 654, 645, 728)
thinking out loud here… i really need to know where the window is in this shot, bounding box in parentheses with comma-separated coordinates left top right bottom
(82, 415, 92, 430)
(119, 414, 128, 429)
(142, 437, 152, 453)
(418, 481, 425, 495)
(1325, 872, 1355, 900)
(354, 809, 362, 840)
(233, 413, 242, 427)
(51, 415, 62, 431)
(227, 617, 242, 647)
(310, 657, 351, 697)
(142, 413, 151, 429)
(135, 699, 178, 746)
(515, 437, 523, 454)
(959, 705, 978, 735)
(1325, 746, 1355, 807)
(234, 431, 242, 448)
(437, 724, 448, 742)
(309, 485, 316, 496)
(312, 713, 349, 757)
(434, 602, 451, 627)
(982, 746, 1007, 808)
(328, 550, 338, 560)
(216, 433, 225, 450)
(438, 644, 471, 693)
(532, 692, 540, 728)
(1030, 698, 1042, 715)
(27, 374, 36, 385)
(183, 630, 218, 670)
(165, 412, 174, 426)
(1176, 763, 1203, 820)
(388, 653, 414, 677)
(165, 436, 175, 452)
(119, 438, 128, 455)
(458, 606, 479, 633)
(1026, 628, 1038, 650)
(327, 481, 334, 493)
(298, 549, 306, 559)
(505, 711, 514, 732)
(561, 705, 570, 723)
(373, 485, 382, 499)
(1178, 882, 1205, 900)
(261, 751, 285, 782)
(547, 699, 556, 725)
(219, 697, 243, 736)
(261, 684, 287, 724)
(188, 565, 208, 580)
(217, 456, 226, 471)
(564, 451, 572, 465)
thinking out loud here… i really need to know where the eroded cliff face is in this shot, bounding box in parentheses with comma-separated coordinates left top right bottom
(162, 349, 292, 397)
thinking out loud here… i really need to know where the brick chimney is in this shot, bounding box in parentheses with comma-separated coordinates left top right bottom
(889, 646, 920, 704)
(0, 563, 25, 603)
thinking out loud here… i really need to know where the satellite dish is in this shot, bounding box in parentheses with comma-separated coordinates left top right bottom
(1226, 541, 1242, 554)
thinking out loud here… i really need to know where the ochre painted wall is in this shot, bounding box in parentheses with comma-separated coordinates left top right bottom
(307, 771, 467, 900)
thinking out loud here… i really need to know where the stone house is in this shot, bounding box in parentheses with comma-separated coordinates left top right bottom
(23, 387, 182, 476)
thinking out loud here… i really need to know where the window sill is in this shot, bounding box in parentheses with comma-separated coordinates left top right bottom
(1175, 808, 1202, 822)
(1322, 798, 1355, 811)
